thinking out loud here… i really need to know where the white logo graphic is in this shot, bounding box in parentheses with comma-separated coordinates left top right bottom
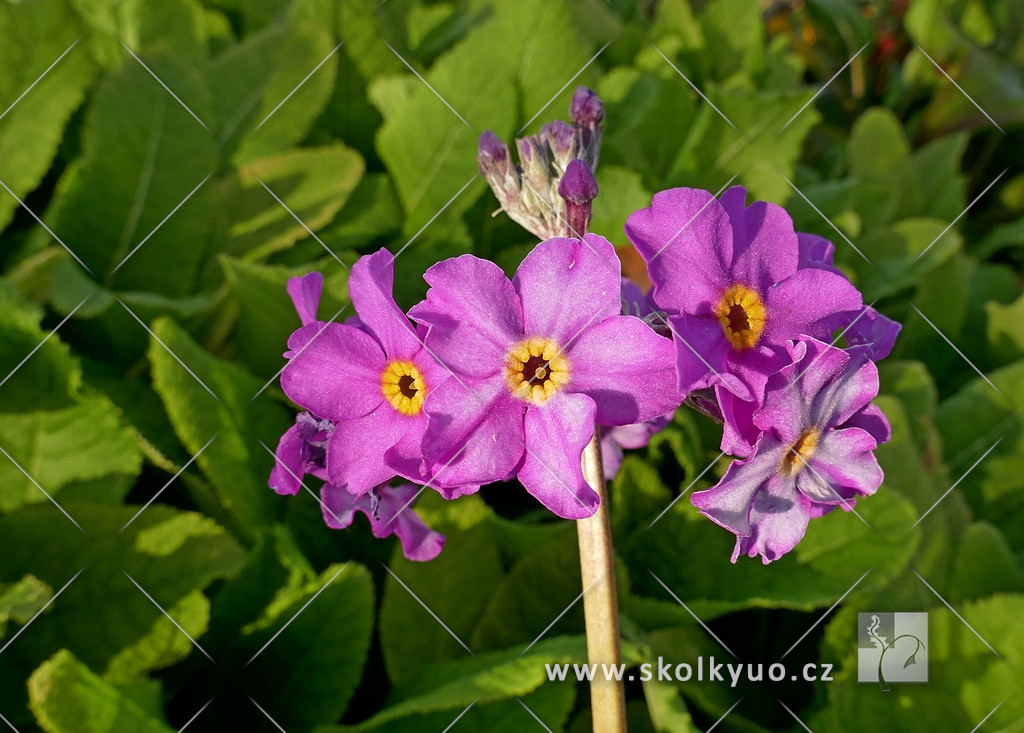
(857, 612, 928, 689)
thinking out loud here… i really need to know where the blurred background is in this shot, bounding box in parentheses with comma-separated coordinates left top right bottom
(0, 0, 1022, 731)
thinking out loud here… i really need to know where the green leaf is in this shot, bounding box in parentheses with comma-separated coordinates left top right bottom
(221, 144, 364, 260)
(42, 55, 217, 297)
(848, 108, 911, 181)
(149, 317, 290, 537)
(985, 291, 1024, 363)
(217, 22, 339, 163)
(29, 650, 174, 733)
(934, 360, 1024, 531)
(0, 1, 96, 234)
(949, 522, 1024, 601)
(854, 218, 963, 301)
(317, 173, 403, 252)
(380, 520, 503, 683)
(0, 395, 142, 512)
(0, 502, 244, 725)
(372, 0, 592, 231)
(240, 563, 375, 730)
(470, 523, 583, 652)
(0, 285, 79, 413)
(104, 590, 209, 683)
(0, 575, 52, 638)
(667, 86, 821, 202)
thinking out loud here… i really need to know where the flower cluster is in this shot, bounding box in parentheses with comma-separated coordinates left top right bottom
(626, 186, 899, 563)
(268, 86, 898, 565)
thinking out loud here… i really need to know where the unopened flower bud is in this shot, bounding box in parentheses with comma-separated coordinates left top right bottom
(477, 130, 510, 177)
(558, 159, 599, 237)
(570, 86, 604, 128)
(540, 120, 575, 168)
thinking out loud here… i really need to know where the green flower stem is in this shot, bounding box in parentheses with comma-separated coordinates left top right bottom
(578, 430, 627, 733)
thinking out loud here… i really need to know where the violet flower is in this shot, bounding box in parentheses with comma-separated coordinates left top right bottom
(625, 186, 863, 402)
(280, 249, 452, 495)
(408, 234, 679, 519)
(691, 336, 890, 563)
(321, 483, 445, 562)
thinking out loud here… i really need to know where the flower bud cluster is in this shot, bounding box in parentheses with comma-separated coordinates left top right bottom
(477, 86, 604, 239)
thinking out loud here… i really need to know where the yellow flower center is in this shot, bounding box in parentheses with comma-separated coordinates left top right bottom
(715, 284, 766, 350)
(779, 427, 821, 478)
(505, 337, 570, 404)
(381, 360, 426, 416)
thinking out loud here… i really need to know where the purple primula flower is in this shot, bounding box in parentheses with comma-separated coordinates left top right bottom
(408, 234, 680, 519)
(691, 336, 890, 564)
(280, 249, 452, 495)
(626, 186, 863, 403)
(321, 483, 445, 562)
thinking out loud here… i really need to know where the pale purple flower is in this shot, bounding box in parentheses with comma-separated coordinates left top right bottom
(625, 186, 863, 402)
(691, 336, 890, 563)
(321, 483, 445, 562)
(280, 249, 452, 495)
(408, 234, 680, 519)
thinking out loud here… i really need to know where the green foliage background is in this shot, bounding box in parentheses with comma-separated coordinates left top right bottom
(1, 0, 1023, 731)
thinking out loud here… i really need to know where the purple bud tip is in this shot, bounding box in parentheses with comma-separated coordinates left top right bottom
(540, 120, 574, 154)
(478, 130, 508, 163)
(558, 159, 599, 204)
(570, 86, 604, 127)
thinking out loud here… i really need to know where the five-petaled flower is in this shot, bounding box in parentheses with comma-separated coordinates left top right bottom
(626, 186, 864, 403)
(408, 234, 679, 519)
(691, 336, 890, 563)
(281, 249, 452, 495)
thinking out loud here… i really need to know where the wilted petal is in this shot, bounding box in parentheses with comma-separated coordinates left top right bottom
(268, 424, 306, 496)
(800, 427, 883, 501)
(733, 474, 811, 564)
(691, 439, 785, 537)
